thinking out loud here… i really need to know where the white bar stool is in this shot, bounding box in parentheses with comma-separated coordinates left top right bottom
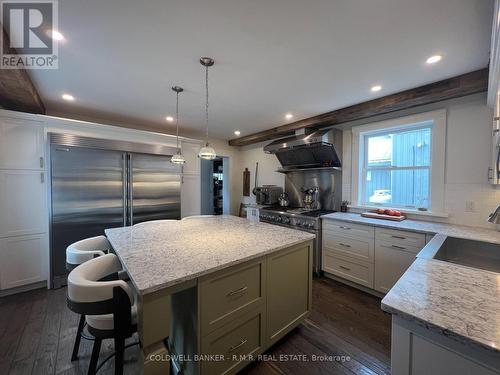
(66, 235, 112, 362)
(67, 253, 137, 375)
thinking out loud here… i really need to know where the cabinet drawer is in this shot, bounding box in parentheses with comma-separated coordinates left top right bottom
(322, 252, 374, 288)
(323, 220, 374, 240)
(375, 228, 425, 248)
(201, 308, 264, 375)
(323, 234, 374, 263)
(200, 260, 265, 334)
(375, 239, 422, 255)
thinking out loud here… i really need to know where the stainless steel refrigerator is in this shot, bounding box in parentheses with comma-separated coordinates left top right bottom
(49, 134, 181, 288)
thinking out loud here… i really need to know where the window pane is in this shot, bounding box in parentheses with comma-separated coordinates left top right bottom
(364, 168, 430, 209)
(392, 128, 431, 167)
(366, 127, 431, 168)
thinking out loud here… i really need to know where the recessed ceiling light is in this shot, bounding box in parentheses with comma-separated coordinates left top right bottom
(371, 85, 382, 92)
(426, 55, 442, 64)
(47, 29, 64, 41)
(285, 113, 293, 120)
(234, 130, 241, 136)
(61, 93, 75, 101)
(166, 116, 174, 122)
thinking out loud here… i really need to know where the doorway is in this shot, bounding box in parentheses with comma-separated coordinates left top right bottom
(200, 156, 229, 215)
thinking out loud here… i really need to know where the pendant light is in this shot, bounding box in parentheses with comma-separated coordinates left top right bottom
(198, 57, 217, 160)
(171, 86, 186, 165)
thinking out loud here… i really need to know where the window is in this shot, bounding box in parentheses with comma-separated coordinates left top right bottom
(362, 125, 432, 209)
(351, 110, 446, 215)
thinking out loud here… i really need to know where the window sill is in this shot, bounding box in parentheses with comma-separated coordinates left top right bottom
(349, 205, 449, 218)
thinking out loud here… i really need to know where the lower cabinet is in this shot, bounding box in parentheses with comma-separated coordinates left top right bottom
(197, 241, 312, 375)
(392, 316, 500, 375)
(0, 234, 48, 290)
(322, 220, 428, 294)
(374, 243, 418, 293)
(267, 244, 311, 345)
(323, 250, 374, 288)
(201, 307, 265, 375)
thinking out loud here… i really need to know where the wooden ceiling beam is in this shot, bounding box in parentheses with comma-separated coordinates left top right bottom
(0, 27, 45, 114)
(228, 68, 489, 147)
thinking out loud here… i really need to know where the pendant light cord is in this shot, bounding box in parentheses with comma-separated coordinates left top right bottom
(175, 90, 180, 151)
(205, 65, 209, 143)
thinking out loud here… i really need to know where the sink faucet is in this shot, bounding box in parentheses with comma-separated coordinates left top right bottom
(488, 205, 500, 224)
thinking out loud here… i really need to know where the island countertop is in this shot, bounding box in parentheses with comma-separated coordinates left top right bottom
(105, 215, 315, 295)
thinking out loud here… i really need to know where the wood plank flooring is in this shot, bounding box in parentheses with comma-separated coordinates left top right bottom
(0, 278, 391, 375)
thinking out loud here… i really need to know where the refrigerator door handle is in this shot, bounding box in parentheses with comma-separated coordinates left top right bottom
(127, 153, 134, 225)
(122, 153, 127, 226)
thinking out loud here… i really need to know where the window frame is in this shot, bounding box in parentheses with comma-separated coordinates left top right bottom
(351, 109, 446, 215)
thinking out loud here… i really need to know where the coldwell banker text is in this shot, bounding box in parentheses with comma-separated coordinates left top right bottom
(1, 0, 59, 69)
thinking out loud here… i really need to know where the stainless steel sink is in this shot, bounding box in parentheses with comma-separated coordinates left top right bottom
(418, 234, 500, 273)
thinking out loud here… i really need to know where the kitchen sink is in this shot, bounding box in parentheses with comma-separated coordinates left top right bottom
(418, 235, 500, 273)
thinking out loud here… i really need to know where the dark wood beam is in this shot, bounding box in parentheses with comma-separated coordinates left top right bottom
(229, 68, 489, 147)
(0, 27, 45, 114)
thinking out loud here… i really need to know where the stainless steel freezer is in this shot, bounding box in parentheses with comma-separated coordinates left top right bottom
(49, 134, 180, 288)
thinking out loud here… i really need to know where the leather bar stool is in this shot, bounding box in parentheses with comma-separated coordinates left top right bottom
(66, 236, 111, 361)
(67, 253, 137, 375)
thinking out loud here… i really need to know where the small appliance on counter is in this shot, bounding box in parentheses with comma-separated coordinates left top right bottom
(253, 185, 283, 205)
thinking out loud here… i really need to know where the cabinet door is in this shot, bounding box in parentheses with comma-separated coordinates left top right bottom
(0, 118, 44, 170)
(0, 234, 47, 289)
(0, 170, 47, 237)
(267, 243, 311, 345)
(374, 244, 416, 293)
(181, 174, 201, 218)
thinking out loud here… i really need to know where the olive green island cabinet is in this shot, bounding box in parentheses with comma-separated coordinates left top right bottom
(105, 216, 314, 375)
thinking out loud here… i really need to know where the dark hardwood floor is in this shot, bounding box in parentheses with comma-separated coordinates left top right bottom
(0, 278, 391, 375)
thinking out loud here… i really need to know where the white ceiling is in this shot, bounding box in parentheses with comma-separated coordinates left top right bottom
(29, 0, 494, 140)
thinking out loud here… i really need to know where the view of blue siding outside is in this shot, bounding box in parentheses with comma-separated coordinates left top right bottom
(364, 124, 431, 209)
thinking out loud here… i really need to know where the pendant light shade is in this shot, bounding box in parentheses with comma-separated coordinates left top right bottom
(198, 143, 217, 160)
(171, 86, 186, 165)
(198, 57, 217, 160)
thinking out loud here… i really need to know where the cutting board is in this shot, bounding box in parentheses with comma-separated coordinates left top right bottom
(361, 212, 406, 221)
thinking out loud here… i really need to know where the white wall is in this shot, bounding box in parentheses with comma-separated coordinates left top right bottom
(342, 93, 498, 229)
(237, 141, 285, 205)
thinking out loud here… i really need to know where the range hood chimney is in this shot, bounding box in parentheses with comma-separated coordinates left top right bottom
(264, 128, 342, 172)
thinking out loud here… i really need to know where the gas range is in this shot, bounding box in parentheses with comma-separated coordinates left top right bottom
(259, 206, 336, 231)
(259, 206, 335, 276)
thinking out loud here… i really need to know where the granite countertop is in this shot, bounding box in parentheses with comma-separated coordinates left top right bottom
(381, 258, 500, 354)
(321, 212, 500, 244)
(320, 212, 500, 353)
(105, 215, 315, 295)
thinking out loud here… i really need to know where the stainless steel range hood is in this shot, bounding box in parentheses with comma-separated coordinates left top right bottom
(264, 129, 342, 172)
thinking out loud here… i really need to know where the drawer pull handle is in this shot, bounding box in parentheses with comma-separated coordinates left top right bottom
(391, 235, 406, 240)
(339, 226, 351, 230)
(339, 265, 351, 271)
(339, 243, 351, 248)
(228, 339, 248, 353)
(226, 286, 248, 297)
(391, 245, 406, 250)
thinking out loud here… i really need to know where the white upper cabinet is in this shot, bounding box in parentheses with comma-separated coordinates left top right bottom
(0, 117, 45, 170)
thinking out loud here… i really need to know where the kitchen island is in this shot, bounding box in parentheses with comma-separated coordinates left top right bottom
(105, 215, 315, 375)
